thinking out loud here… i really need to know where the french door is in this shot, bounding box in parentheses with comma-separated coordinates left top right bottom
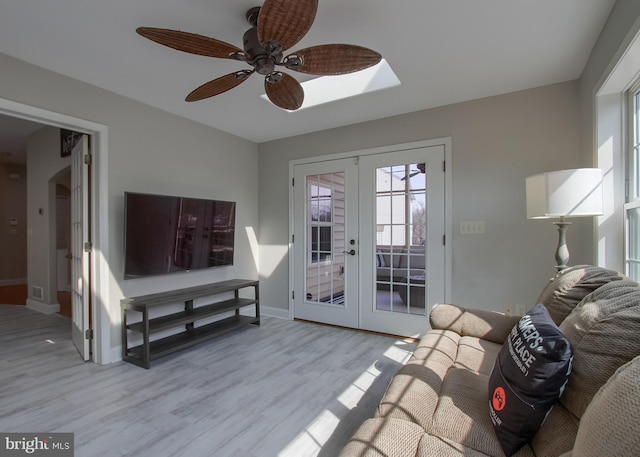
(292, 144, 446, 337)
(71, 135, 91, 361)
(293, 158, 360, 328)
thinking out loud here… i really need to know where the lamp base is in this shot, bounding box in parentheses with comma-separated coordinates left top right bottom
(553, 218, 572, 272)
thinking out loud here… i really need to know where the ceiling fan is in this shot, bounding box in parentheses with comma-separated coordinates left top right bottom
(136, 0, 382, 111)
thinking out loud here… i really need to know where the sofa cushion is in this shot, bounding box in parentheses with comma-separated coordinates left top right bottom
(570, 355, 640, 457)
(337, 418, 425, 457)
(536, 264, 624, 326)
(416, 433, 498, 457)
(559, 279, 640, 417)
(376, 352, 453, 426)
(379, 328, 514, 456)
(488, 304, 573, 456)
(528, 402, 580, 457)
(430, 303, 521, 344)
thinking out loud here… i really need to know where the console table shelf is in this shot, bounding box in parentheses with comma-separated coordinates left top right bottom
(121, 279, 259, 368)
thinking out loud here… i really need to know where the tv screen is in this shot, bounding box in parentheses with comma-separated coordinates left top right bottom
(124, 192, 236, 279)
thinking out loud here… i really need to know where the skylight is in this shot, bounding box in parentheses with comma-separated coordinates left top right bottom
(261, 59, 400, 111)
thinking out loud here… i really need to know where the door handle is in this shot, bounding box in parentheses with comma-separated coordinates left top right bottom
(343, 249, 356, 256)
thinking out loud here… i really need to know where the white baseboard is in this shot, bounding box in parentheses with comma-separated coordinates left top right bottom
(26, 299, 60, 315)
(261, 306, 291, 320)
(0, 278, 27, 287)
(111, 346, 123, 364)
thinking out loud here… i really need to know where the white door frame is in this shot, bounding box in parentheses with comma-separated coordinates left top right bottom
(0, 97, 111, 364)
(289, 138, 453, 322)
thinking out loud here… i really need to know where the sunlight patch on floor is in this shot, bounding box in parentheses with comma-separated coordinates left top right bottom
(278, 409, 340, 457)
(337, 362, 381, 409)
(278, 341, 414, 457)
(384, 343, 414, 364)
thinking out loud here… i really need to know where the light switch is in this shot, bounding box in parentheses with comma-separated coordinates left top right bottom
(459, 221, 485, 234)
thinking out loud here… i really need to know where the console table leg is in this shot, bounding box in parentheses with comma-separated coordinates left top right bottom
(143, 309, 150, 369)
(121, 306, 128, 359)
(254, 284, 261, 326)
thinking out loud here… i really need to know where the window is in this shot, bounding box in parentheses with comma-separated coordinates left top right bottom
(625, 83, 640, 280)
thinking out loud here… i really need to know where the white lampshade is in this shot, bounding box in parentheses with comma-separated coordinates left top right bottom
(526, 168, 604, 219)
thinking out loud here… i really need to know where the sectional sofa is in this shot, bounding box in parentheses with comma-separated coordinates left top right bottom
(339, 265, 640, 457)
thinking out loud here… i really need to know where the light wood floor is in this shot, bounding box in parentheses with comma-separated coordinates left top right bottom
(0, 305, 416, 457)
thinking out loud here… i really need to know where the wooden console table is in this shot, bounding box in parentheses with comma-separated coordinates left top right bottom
(121, 279, 259, 368)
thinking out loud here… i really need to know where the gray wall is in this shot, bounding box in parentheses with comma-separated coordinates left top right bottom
(579, 0, 640, 272)
(26, 126, 71, 306)
(0, 52, 259, 359)
(258, 81, 588, 314)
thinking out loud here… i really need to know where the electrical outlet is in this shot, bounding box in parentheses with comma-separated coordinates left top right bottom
(515, 304, 527, 316)
(504, 304, 514, 316)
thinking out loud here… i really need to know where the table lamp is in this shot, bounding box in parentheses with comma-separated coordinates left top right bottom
(526, 168, 604, 271)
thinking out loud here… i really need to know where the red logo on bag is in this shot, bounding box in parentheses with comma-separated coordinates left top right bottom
(493, 386, 506, 411)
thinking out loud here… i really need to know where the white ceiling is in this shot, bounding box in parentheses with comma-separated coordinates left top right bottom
(0, 0, 616, 162)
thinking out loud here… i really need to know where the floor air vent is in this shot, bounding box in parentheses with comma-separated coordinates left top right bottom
(32, 286, 44, 300)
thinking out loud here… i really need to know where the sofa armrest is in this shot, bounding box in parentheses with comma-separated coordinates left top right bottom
(429, 303, 521, 344)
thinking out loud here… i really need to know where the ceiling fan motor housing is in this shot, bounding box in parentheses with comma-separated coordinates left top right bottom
(242, 26, 282, 75)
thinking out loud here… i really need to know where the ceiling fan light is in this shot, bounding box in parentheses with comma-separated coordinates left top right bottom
(266, 72, 283, 84)
(283, 55, 303, 70)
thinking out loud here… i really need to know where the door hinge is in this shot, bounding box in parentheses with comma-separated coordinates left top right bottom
(292, 291, 295, 300)
(292, 234, 295, 243)
(85, 329, 93, 340)
(443, 234, 446, 245)
(84, 152, 92, 166)
(292, 177, 295, 186)
(84, 242, 92, 253)
(443, 161, 446, 172)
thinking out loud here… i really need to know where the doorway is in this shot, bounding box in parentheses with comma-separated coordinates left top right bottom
(0, 98, 110, 364)
(291, 140, 450, 337)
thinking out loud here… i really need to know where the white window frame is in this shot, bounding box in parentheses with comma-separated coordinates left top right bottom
(624, 81, 640, 280)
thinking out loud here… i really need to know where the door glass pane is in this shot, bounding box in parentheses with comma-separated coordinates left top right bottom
(375, 163, 427, 315)
(305, 172, 346, 306)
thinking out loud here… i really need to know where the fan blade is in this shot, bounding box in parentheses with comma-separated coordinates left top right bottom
(136, 27, 244, 59)
(265, 73, 304, 110)
(284, 44, 382, 75)
(186, 70, 254, 102)
(257, 0, 318, 51)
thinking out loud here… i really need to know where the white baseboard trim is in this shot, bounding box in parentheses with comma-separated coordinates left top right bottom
(111, 346, 123, 364)
(0, 278, 27, 287)
(261, 306, 291, 320)
(26, 299, 60, 315)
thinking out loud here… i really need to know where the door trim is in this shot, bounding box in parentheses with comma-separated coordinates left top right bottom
(0, 97, 111, 364)
(289, 137, 452, 321)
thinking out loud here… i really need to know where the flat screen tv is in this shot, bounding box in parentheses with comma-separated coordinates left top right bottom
(124, 192, 236, 279)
